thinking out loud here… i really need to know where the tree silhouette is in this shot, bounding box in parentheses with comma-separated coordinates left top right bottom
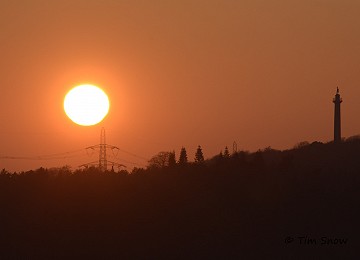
(219, 150, 223, 158)
(168, 151, 176, 167)
(178, 147, 188, 165)
(194, 145, 204, 163)
(148, 151, 173, 169)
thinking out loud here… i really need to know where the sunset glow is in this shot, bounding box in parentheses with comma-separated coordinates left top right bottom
(64, 84, 110, 126)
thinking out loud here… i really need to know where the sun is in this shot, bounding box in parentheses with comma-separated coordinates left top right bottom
(64, 84, 110, 126)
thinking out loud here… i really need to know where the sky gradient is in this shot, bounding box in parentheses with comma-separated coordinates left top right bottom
(1, 0, 360, 171)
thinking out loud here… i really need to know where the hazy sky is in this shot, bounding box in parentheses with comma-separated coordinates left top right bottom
(1, 0, 360, 171)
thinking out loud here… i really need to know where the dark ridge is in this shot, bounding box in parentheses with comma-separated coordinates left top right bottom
(1, 140, 359, 258)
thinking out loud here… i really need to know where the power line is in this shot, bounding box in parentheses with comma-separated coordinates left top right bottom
(116, 148, 149, 161)
(0, 149, 85, 160)
(0, 132, 149, 169)
(111, 158, 146, 167)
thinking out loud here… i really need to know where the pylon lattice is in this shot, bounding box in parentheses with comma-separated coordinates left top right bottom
(233, 141, 238, 154)
(79, 127, 126, 171)
(99, 127, 107, 171)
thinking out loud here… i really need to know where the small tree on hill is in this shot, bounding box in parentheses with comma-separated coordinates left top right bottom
(219, 151, 223, 158)
(168, 151, 176, 167)
(178, 147, 188, 165)
(148, 151, 171, 169)
(195, 145, 204, 163)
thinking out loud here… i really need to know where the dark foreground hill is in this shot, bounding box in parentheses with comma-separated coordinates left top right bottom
(1, 140, 359, 259)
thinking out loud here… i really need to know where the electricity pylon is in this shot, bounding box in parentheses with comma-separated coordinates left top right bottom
(99, 127, 107, 171)
(232, 141, 238, 154)
(80, 127, 125, 171)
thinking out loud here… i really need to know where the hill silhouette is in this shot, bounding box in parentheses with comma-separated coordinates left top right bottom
(1, 138, 359, 258)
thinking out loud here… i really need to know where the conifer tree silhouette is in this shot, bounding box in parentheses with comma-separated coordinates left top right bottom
(195, 145, 204, 163)
(178, 147, 188, 165)
(168, 151, 176, 167)
(219, 151, 223, 158)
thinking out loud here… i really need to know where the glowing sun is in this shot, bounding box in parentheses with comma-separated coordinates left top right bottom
(64, 84, 110, 126)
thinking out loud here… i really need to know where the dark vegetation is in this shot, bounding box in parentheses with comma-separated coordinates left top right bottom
(1, 138, 360, 259)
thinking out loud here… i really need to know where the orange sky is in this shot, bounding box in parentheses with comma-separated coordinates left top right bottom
(1, 0, 360, 172)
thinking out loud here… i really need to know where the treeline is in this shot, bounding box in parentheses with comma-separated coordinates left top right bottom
(0, 138, 359, 258)
(2, 136, 360, 177)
